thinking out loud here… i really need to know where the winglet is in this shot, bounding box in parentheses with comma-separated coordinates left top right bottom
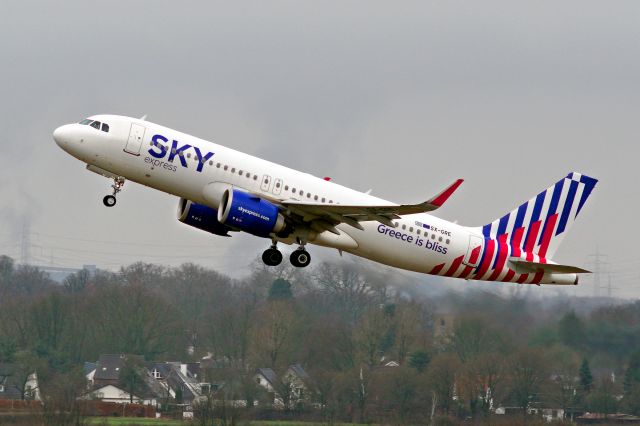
(427, 179, 464, 207)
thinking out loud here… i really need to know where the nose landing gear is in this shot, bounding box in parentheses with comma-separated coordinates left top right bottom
(102, 177, 125, 207)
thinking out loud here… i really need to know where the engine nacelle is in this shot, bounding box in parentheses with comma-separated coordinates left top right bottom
(217, 189, 285, 237)
(177, 198, 232, 236)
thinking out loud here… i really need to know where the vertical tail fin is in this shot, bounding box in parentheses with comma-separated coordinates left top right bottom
(482, 172, 597, 260)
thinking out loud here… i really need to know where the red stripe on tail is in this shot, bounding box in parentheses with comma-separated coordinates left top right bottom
(474, 239, 496, 280)
(430, 263, 446, 275)
(537, 213, 559, 259)
(524, 220, 542, 261)
(511, 227, 525, 258)
(444, 255, 464, 277)
(487, 234, 509, 281)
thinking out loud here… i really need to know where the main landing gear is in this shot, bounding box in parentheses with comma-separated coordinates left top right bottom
(103, 177, 125, 207)
(261, 241, 311, 268)
(262, 243, 283, 266)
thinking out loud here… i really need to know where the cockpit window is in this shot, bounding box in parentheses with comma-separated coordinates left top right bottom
(90, 121, 101, 130)
(79, 119, 93, 125)
(101, 123, 109, 132)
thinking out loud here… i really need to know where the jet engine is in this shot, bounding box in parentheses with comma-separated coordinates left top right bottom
(217, 189, 286, 237)
(177, 198, 232, 236)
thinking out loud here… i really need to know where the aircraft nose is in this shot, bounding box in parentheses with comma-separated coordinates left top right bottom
(53, 124, 73, 147)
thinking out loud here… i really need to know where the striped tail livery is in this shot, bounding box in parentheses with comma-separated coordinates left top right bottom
(470, 172, 597, 285)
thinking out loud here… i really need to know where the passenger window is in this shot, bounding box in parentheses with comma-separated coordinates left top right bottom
(224, 165, 228, 171)
(231, 168, 235, 173)
(321, 197, 325, 202)
(292, 189, 296, 194)
(402, 224, 406, 230)
(90, 121, 101, 130)
(239, 170, 243, 175)
(409, 227, 414, 232)
(187, 153, 191, 158)
(300, 191, 304, 197)
(307, 193, 311, 198)
(439, 237, 443, 242)
(329, 200, 333, 204)
(431, 234, 436, 240)
(285, 185, 289, 191)
(276, 182, 281, 188)
(446, 239, 450, 244)
(417, 229, 421, 235)
(253, 175, 258, 180)
(246, 172, 250, 177)
(209, 160, 213, 165)
(314, 195, 318, 201)
(101, 123, 109, 132)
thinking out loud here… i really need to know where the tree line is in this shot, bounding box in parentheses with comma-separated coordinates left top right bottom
(1, 254, 640, 424)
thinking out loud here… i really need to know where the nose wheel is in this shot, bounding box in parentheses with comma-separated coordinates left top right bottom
(103, 177, 125, 208)
(262, 243, 283, 266)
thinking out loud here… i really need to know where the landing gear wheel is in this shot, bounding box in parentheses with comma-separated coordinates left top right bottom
(290, 249, 311, 268)
(103, 195, 117, 207)
(103, 177, 125, 208)
(262, 248, 283, 266)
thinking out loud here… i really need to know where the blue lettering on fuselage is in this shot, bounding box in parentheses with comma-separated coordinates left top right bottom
(147, 134, 214, 173)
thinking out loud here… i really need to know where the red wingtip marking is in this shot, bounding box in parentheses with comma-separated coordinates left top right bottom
(323, 177, 331, 181)
(429, 179, 464, 207)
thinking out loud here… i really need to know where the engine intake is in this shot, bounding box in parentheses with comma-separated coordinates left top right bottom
(217, 189, 285, 237)
(177, 198, 232, 236)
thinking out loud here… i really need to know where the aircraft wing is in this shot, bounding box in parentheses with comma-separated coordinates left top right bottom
(278, 179, 463, 232)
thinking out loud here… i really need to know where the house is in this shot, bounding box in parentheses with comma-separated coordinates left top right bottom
(84, 354, 162, 407)
(254, 364, 315, 409)
(148, 361, 206, 405)
(0, 363, 41, 401)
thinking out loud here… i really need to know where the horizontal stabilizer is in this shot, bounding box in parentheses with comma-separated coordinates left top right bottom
(509, 257, 590, 274)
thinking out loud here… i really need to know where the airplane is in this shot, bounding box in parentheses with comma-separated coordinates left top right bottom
(53, 115, 597, 285)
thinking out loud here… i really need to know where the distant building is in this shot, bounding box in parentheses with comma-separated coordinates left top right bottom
(0, 363, 41, 401)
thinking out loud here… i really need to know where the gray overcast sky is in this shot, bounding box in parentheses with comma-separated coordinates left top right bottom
(0, 1, 637, 297)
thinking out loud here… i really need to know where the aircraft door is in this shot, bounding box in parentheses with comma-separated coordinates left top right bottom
(260, 175, 273, 192)
(124, 123, 146, 155)
(463, 235, 484, 267)
(273, 178, 283, 195)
